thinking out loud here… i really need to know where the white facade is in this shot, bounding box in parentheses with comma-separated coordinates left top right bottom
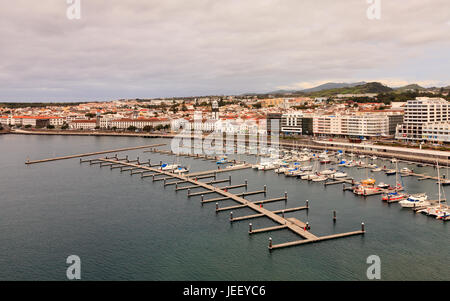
(108, 118, 169, 129)
(396, 97, 450, 141)
(69, 120, 97, 129)
(281, 112, 303, 134)
(422, 122, 450, 143)
(313, 114, 389, 137)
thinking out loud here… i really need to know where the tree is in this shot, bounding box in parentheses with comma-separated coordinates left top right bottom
(47, 124, 55, 129)
(95, 126, 100, 129)
(155, 124, 164, 131)
(143, 125, 153, 132)
(85, 113, 96, 118)
(127, 125, 137, 132)
(170, 105, 178, 113)
(61, 123, 69, 130)
(24, 124, 31, 128)
(0, 125, 3, 131)
(253, 102, 262, 109)
(111, 126, 117, 131)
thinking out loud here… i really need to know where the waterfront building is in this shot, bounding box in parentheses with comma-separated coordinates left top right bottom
(312, 114, 391, 138)
(421, 122, 450, 143)
(281, 112, 303, 134)
(395, 97, 450, 141)
(69, 120, 97, 130)
(108, 117, 170, 130)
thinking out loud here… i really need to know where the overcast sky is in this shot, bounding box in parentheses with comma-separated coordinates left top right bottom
(1, 0, 449, 102)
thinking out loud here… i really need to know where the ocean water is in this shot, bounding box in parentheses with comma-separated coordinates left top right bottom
(0, 134, 448, 280)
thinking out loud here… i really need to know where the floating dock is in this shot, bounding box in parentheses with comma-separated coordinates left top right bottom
(78, 156, 365, 251)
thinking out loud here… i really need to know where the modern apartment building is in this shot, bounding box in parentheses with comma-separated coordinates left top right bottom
(395, 97, 450, 141)
(421, 122, 450, 143)
(281, 112, 303, 134)
(313, 114, 391, 137)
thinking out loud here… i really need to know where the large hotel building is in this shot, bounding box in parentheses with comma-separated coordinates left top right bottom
(395, 97, 449, 141)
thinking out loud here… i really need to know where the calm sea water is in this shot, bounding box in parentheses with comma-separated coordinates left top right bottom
(0, 134, 448, 281)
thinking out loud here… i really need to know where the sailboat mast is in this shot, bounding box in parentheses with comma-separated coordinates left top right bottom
(437, 159, 441, 206)
(395, 160, 399, 189)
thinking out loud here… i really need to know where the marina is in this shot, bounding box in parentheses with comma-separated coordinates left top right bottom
(80, 156, 365, 250)
(2, 134, 449, 280)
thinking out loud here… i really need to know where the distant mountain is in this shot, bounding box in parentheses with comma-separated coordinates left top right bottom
(301, 82, 366, 93)
(394, 84, 425, 91)
(306, 82, 393, 97)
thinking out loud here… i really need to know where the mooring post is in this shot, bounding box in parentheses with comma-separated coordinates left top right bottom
(215, 202, 218, 212)
(187, 188, 190, 197)
(249, 223, 253, 234)
(306, 222, 310, 230)
(115, 154, 118, 159)
(361, 222, 365, 233)
(269, 237, 272, 249)
(137, 157, 140, 164)
(284, 192, 288, 201)
(230, 211, 233, 222)
(333, 210, 336, 222)
(164, 178, 166, 186)
(281, 210, 285, 218)
(264, 185, 267, 196)
(152, 174, 155, 181)
(214, 172, 217, 180)
(160, 160, 162, 166)
(245, 179, 248, 190)
(229, 175, 232, 184)
(306, 200, 309, 208)
(126, 155, 129, 162)
(79, 158, 82, 164)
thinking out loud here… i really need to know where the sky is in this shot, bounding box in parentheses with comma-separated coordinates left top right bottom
(0, 0, 449, 102)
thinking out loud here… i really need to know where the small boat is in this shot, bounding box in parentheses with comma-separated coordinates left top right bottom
(436, 209, 450, 220)
(337, 161, 347, 167)
(216, 158, 228, 164)
(173, 166, 189, 174)
(371, 156, 377, 160)
(312, 175, 328, 182)
(301, 165, 313, 171)
(161, 163, 178, 171)
(301, 173, 318, 180)
(372, 167, 382, 172)
(320, 169, 336, 175)
(441, 179, 450, 186)
(391, 158, 398, 163)
(400, 167, 413, 174)
(399, 193, 429, 208)
(382, 191, 408, 202)
(368, 164, 377, 168)
(320, 158, 331, 164)
(285, 168, 301, 177)
(331, 172, 348, 179)
(361, 178, 376, 186)
(385, 169, 396, 175)
(377, 182, 390, 189)
(226, 163, 246, 169)
(275, 167, 289, 174)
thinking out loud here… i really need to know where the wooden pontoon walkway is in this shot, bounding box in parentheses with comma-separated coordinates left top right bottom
(86, 157, 365, 251)
(25, 143, 166, 165)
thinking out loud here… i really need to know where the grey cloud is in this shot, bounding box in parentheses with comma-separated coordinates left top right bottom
(0, 0, 449, 101)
